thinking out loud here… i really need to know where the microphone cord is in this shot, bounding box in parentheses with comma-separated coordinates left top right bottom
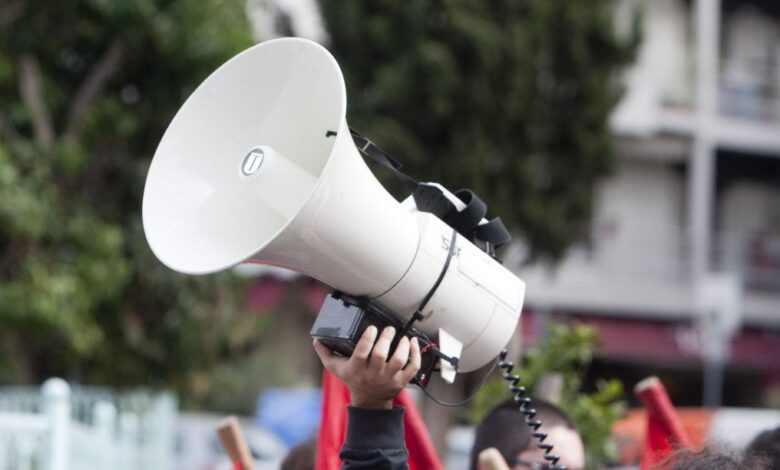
(498, 349, 566, 470)
(416, 349, 566, 469)
(416, 358, 499, 407)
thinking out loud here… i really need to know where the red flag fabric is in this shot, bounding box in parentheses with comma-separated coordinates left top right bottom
(315, 369, 443, 470)
(635, 376, 691, 469)
(315, 370, 351, 470)
(397, 387, 442, 470)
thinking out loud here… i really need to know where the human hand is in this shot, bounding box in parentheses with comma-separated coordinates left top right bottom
(313, 325, 421, 410)
(478, 448, 511, 470)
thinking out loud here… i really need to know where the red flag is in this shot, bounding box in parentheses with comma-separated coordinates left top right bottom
(315, 369, 443, 470)
(635, 376, 691, 469)
(315, 370, 350, 470)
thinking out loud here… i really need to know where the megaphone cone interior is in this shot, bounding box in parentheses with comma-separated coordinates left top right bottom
(146, 40, 386, 271)
(143, 38, 345, 274)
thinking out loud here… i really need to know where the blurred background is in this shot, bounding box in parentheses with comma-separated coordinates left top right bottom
(0, 0, 778, 469)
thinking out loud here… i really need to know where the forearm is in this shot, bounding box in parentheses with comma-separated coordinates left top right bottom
(339, 406, 408, 470)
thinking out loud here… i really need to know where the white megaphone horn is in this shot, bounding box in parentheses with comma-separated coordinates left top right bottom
(142, 37, 524, 383)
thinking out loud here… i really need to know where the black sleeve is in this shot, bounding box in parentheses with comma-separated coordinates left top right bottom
(339, 405, 409, 470)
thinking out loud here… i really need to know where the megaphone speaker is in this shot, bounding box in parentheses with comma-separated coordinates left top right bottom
(142, 37, 524, 382)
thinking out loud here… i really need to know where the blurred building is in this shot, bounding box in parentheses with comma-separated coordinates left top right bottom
(518, 0, 780, 407)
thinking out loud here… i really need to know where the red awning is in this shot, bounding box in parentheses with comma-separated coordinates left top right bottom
(521, 310, 780, 372)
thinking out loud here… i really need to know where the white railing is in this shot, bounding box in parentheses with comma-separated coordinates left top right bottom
(0, 412, 48, 470)
(719, 56, 780, 123)
(573, 220, 691, 282)
(0, 378, 176, 470)
(576, 222, 780, 292)
(641, 54, 780, 123)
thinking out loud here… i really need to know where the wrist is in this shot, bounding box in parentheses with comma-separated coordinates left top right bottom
(350, 395, 393, 410)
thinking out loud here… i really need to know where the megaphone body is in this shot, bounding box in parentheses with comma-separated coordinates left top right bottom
(142, 37, 524, 378)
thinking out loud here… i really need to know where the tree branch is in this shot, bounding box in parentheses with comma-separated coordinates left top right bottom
(18, 55, 54, 146)
(64, 40, 124, 144)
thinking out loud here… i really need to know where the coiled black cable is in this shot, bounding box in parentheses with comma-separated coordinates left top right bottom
(497, 349, 567, 470)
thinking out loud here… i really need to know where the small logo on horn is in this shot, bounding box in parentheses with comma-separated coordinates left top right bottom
(240, 147, 265, 177)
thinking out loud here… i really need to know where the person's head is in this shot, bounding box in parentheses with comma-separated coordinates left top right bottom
(745, 426, 780, 468)
(665, 449, 742, 470)
(660, 447, 768, 470)
(469, 398, 584, 470)
(281, 436, 316, 470)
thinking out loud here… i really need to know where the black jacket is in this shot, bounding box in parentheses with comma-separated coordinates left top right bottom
(339, 406, 408, 470)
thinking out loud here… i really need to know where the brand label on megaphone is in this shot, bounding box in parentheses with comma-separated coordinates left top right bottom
(240, 147, 265, 178)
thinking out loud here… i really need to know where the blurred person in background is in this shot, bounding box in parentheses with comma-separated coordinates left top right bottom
(281, 436, 316, 470)
(745, 425, 780, 469)
(469, 399, 584, 470)
(660, 447, 769, 470)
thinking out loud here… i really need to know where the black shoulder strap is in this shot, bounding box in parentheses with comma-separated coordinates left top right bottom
(349, 128, 417, 192)
(347, 128, 512, 252)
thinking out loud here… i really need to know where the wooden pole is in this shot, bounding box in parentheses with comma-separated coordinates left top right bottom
(216, 416, 255, 470)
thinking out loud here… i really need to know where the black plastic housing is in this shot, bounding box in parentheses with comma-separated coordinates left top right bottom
(310, 292, 437, 387)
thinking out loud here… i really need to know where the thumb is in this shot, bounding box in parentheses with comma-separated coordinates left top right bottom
(313, 339, 344, 372)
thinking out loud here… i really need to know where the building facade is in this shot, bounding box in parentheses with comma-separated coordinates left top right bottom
(518, 0, 780, 407)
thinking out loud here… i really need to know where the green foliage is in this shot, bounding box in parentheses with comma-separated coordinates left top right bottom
(0, 0, 259, 397)
(467, 322, 626, 469)
(319, 0, 639, 260)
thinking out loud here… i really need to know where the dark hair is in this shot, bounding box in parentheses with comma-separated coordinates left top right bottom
(469, 398, 577, 470)
(281, 436, 316, 470)
(665, 449, 742, 470)
(658, 447, 769, 470)
(746, 426, 780, 468)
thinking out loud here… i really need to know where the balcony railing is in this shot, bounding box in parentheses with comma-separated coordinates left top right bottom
(571, 222, 780, 292)
(657, 57, 780, 125)
(719, 57, 780, 122)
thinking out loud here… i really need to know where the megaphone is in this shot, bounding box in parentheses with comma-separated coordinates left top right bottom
(142, 37, 524, 383)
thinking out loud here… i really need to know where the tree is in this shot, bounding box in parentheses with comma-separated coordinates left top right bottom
(318, 0, 639, 260)
(0, 0, 261, 401)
